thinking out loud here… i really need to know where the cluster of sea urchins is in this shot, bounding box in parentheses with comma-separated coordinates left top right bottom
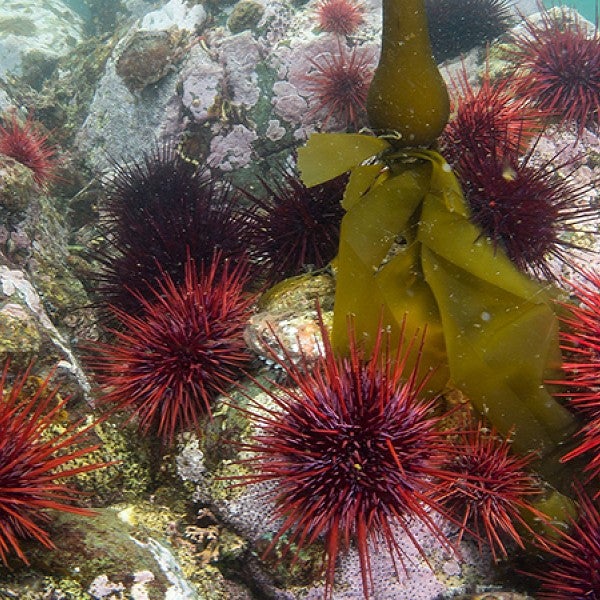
(435, 7, 600, 596)
(440, 37, 599, 281)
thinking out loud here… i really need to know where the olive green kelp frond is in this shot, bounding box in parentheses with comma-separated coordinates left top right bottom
(298, 133, 577, 489)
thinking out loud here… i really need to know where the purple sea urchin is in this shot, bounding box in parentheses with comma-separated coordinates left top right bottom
(94, 142, 252, 314)
(455, 132, 597, 280)
(244, 163, 346, 282)
(426, 0, 513, 63)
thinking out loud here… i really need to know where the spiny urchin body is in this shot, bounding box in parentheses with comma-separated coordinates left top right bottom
(303, 42, 375, 131)
(507, 8, 600, 136)
(426, 0, 513, 63)
(455, 132, 598, 280)
(438, 420, 545, 561)
(94, 142, 252, 314)
(0, 363, 106, 565)
(244, 163, 346, 282)
(0, 112, 58, 188)
(91, 254, 255, 446)
(315, 0, 365, 36)
(235, 322, 458, 600)
(555, 270, 600, 492)
(440, 67, 545, 170)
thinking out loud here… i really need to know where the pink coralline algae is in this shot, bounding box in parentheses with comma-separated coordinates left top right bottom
(217, 31, 263, 109)
(207, 124, 258, 171)
(181, 54, 224, 123)
(272, 81, 310, 124)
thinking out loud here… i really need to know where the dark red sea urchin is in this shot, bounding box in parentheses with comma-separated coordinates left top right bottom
(0, 111, 58, 188)
(95, 142, 252, 315)
(303, 42, 375, 131)
(244, 163, 346, 282)
(315, 0, 365, 36)
(235, 321, 457, 600)
(455, 132, 598, 280)
(0, 363, 106, 565)
(91, 254, 255, 446)
(508, 7, 600, 136)
(437, 420, 545, 561)
(531, 486, 600, 599)
(426, 0, 513, 63)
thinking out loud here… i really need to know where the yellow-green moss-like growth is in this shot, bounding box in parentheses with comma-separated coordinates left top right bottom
(366, 0, 450, 145)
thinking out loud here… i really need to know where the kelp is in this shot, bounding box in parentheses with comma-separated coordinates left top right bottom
(298, 134, 578, 490)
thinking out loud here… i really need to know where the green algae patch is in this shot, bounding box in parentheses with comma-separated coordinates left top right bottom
(24, 509, 169, 597)
(227, 0, 264, 33)
(68, 417, 154, 504)
(0, 302, 42, 366)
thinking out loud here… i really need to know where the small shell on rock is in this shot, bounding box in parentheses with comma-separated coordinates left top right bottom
(247, 272, 335, 366)
(245, 309, 332, 366)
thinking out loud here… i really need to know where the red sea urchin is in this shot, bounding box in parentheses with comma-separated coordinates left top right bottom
(557, 270, 600, 419)
(507, 7, 600, 136)
(0, 111, 57, 188)
(438, 420, 545, 561)
(244, 163, 346, 282)
(234, 321, 458, 600)
(440, 66, 544, 169)
(303, 42, 375, 131)
(91, 254, 255, 446)
(315, 0, 365, 36)
(554, 270, 600, 492)
(531, 486, 600, 599)
(455, 132, 598, 280)
(0, 363, 106, 565)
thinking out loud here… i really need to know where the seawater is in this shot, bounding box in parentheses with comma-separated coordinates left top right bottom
(544, 0, 599, 22)
(61, 0, 91, 20)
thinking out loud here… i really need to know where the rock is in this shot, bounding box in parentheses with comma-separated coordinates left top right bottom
(0, 155, 37, 212)
(0, 0, 83, 80)
(116, 29, 190, 93)
(228, 1, 265, 34)
(0, 301, 42, 366)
